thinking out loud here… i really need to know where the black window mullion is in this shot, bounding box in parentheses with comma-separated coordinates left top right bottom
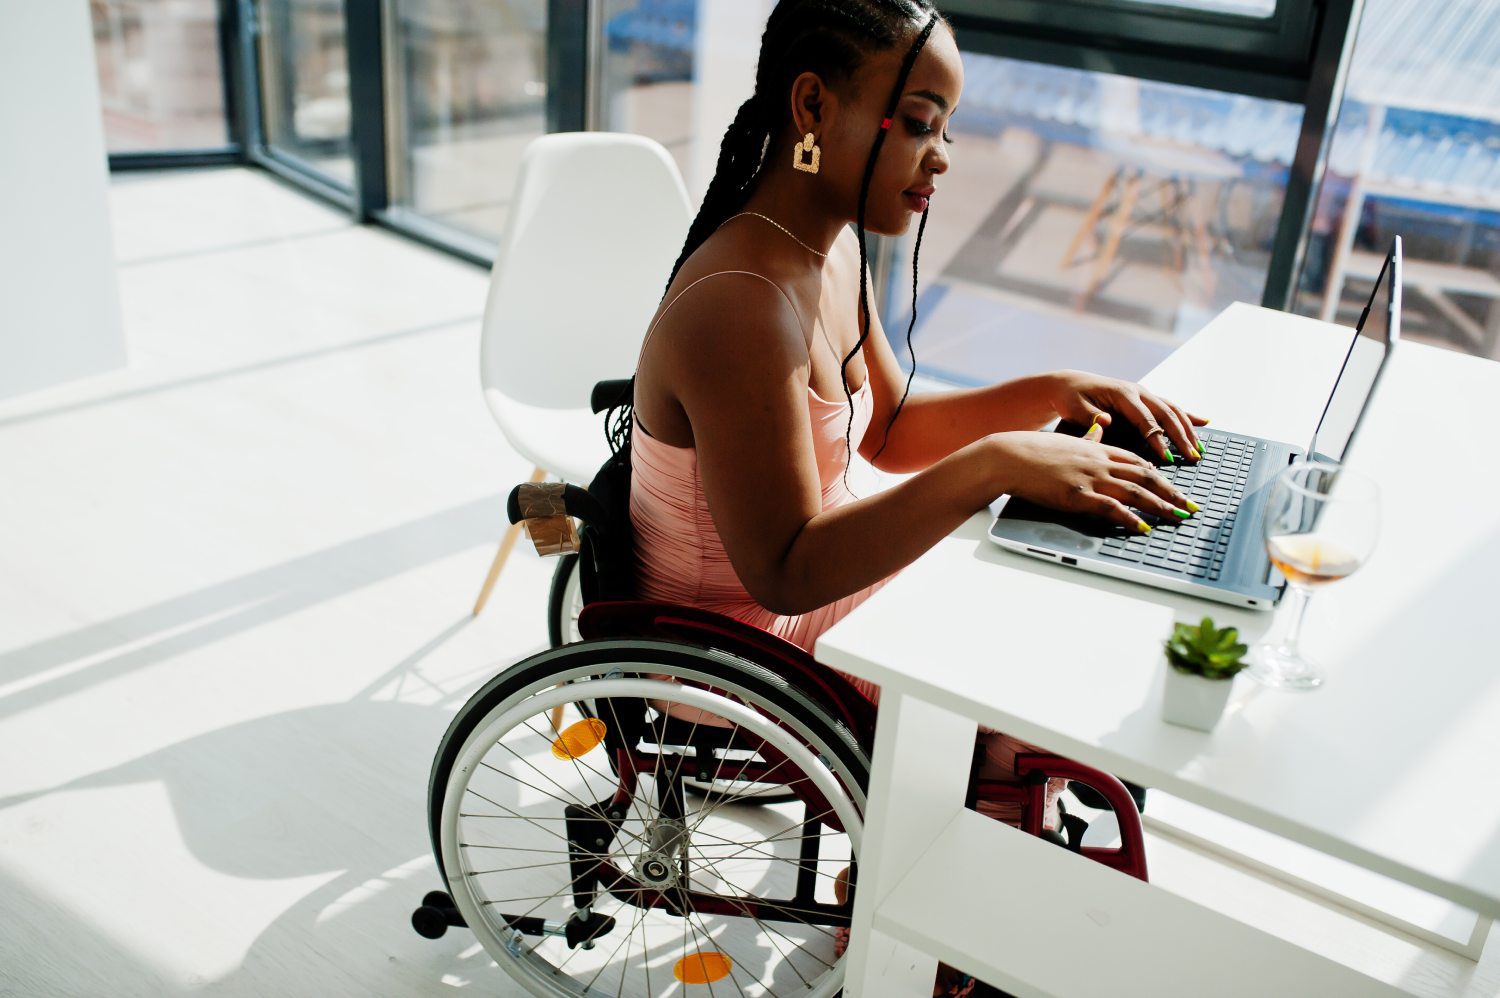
(235, 0, 267, 153)
(1263, 0, 1363, 311)
(547, 0, 589, 133)
(344, 0, 389, 219)
(218, 0, 250, 154)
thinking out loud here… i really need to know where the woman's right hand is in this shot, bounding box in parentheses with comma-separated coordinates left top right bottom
(990, 429, 1197, 532)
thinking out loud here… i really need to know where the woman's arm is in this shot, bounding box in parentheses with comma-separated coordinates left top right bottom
(849, 242, 1204, 472)
(660, 275, 1190, 616)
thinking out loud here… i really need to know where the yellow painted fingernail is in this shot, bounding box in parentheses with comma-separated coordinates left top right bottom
(1186, 500, 1201, 513)
(1136, 520, 1152, 534)
(1190, 447, 1201, 460)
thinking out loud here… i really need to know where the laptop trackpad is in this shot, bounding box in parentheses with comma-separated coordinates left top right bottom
(991, 496, 1114, 553)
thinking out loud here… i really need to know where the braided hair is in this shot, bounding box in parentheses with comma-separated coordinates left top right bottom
(610, 0, 947, 484)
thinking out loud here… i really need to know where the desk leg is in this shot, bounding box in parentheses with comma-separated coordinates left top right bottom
(846, 693, 978, 997)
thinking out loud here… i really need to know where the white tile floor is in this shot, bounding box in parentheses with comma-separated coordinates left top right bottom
(1, 166, 1496, 997)
(1, 167, 552, 996)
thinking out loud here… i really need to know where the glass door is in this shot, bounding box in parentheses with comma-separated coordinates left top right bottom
(383, 0, 548, 242)
(256, 0, 355, 189)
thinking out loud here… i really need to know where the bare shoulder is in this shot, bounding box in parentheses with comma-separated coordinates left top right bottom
(635, 251, 812, 443)
(650, 267, 807, 374)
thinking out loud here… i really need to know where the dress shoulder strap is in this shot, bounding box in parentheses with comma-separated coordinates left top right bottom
(637, 270, 801, 363)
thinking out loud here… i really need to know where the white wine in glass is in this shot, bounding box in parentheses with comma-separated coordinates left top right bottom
(1250, 461, 1379, 690)
(1265, 534, 1363, 588)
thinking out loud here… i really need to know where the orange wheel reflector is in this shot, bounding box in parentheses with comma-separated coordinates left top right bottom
(551, 718, 608, 760)
(674, 952, 733, 985)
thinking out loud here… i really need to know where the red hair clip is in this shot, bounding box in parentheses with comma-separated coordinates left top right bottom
(880, 117, 892, 130)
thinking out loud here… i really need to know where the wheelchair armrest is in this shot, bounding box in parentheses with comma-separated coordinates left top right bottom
(506, 482, 609, 559)
(590, 378, 634, 415)
(507, 481, 607, 526)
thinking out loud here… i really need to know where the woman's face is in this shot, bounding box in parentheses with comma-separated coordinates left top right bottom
(822, 22, 964, 236)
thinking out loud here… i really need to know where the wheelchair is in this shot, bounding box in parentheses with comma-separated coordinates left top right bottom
(413, 381, 1149, 996)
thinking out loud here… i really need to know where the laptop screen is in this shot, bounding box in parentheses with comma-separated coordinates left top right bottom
(1307, 237, 1402, 466)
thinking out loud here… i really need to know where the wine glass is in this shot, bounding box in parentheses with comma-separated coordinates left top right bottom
(1248, 460, 1380, 690)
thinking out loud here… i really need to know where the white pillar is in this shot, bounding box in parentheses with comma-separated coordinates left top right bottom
(0, 1, 127, 401)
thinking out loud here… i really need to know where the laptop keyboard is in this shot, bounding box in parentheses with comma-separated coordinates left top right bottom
(1098, 432, 1256, 582)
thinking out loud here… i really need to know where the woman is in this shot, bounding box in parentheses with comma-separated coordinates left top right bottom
(626, 1, 1203, 992)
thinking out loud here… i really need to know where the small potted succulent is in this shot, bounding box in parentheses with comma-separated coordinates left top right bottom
(1162, 617, 1249, 731)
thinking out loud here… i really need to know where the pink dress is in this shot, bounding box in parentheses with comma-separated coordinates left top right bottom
(630, 271, 1060, 826)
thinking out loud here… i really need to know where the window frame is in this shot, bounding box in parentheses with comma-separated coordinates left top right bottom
(926, 0, 1362, 313)
(941, 0, 1319, 82)
(104, 0, 246, 171)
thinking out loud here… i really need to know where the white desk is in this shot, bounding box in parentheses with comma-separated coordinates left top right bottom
(817, 303, 1500, 996)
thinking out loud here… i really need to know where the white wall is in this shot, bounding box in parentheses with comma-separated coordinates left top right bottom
(689, 0, 777, 204)
(0, 1, 127, 401)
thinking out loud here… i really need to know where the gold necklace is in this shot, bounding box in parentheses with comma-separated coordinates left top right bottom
(724, 211, 830, 259)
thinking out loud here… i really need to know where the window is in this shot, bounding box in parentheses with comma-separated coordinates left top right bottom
(598, 3, 1311, 387)
(383, 0, 548, 242)
(941, 1, 1315, 74)
(90, 0, 229, 152)
(884, 51, 1302, 386)
(1119, 0, 1277, 14)
(257, 0, 355, 188)
(598, 0, 772, 206)
(1295, 0, 1500, 362)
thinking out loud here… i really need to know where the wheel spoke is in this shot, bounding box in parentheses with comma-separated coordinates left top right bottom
(484, 737, 646, 850)
(690, 864, 823, 989)
(685, 747, 806, 840)
(444, 664, 863, 997)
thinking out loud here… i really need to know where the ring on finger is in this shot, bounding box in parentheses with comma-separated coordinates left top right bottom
(1143, 426, 1167, 439)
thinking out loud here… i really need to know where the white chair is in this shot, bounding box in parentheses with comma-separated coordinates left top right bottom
(472, 132, 693, 615)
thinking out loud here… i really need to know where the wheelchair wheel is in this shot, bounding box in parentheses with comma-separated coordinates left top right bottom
(547, 554, 584, 647)
(548, 558, 800, 804)
(429, 639, 867, 997)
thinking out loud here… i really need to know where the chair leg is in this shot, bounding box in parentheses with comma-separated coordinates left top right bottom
(472, 465, 546, 617)
(1061, 167, 1120, 270)
(1082, 170, 1141, 307)
(1161, 179, 1184, 274)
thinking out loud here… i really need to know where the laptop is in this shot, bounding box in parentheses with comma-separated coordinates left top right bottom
(986, 236, 1402, 610)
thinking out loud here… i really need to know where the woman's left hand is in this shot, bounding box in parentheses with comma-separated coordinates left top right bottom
(1046, 370, 1208, 463)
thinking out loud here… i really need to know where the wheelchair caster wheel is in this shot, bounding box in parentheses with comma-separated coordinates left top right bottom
(412, 905, 449, 939)
(423, 890, 453, 909)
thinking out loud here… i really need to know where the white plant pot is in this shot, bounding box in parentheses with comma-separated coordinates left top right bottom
(1161, 667, 1236, 732)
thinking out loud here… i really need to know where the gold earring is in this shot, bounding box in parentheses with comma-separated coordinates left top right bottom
(793, 132, 821, 175)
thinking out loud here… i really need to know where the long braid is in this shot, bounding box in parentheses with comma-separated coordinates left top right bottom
(842, 9, 938, 488)
(612, 94, 772, 456)
(617, 0, 947, 476)
(663, 95, 771, 291)
(869, 203, 928, 464)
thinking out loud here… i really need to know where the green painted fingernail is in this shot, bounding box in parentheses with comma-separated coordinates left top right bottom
(1173, 509, 1191, 519)
(1164, 450, 1175, 464)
